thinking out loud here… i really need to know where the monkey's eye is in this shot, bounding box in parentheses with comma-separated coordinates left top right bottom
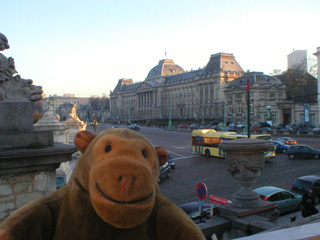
(105, 145, 112, 153)
(142, 150, 147, 159)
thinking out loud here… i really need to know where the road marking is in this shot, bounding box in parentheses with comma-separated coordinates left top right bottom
(171, 146, 189, 149)
(167, 151, 185, 157)
(172, 155, 197, 160)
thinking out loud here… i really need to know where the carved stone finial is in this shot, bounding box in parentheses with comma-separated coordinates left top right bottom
(0, 33, 43, 102)
(0, 33, 10, 51)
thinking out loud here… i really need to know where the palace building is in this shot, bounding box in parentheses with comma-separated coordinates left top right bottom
(110, 52, 245, 123)
(110, 52, 319, 126)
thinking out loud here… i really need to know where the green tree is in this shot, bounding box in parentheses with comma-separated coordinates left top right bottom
(89, 94, 110, 110)
(277, 62, 317, 103)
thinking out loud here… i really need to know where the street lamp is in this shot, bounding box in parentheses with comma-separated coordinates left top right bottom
(127, 106, 132, 125)
(86, 104, 90, 123)
(168, 104, 172, 129)
(201, 107, 205, 125)
(100, 105, 104, 123)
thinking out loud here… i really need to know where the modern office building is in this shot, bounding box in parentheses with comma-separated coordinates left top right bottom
(287, 50, 307, 71)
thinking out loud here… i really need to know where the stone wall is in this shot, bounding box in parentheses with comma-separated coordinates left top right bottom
(0, 171, 56, 223)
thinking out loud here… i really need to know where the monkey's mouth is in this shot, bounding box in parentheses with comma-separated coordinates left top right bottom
(95, 182, 153, 205)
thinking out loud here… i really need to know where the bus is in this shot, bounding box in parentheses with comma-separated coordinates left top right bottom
(191, 130, 275, 159)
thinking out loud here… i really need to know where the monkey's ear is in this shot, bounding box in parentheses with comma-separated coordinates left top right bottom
(74, 131, 96, 153)
(155, 146, 169, 166)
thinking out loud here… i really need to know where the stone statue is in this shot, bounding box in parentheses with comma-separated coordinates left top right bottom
(67, 104, 81, 121)
(41, 100, 60, 121)
(0, 33, 43, 102)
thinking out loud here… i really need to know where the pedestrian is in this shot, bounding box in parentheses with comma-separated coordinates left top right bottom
(301, 191, 313, 208)
(302, 199, 319, 218)
(92, 118, 98, 133)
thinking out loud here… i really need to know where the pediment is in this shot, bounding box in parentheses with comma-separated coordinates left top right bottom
(136, 81, 156, 92)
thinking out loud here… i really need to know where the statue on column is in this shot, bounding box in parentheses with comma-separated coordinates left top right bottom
(0, 33, 43, 102)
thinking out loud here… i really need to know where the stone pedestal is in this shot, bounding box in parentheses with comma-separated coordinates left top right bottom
(0, 143, 76, 222)
(0, 101, 76, 223)
(216, 138, 279, 236)
(219, 138, 274, 209)
(0, 101, 33, 131)
(0, 101, 54, 150)
(34, 104, 70, 144)
(64, 117, 87, 144)
(34, 105, 73, 183)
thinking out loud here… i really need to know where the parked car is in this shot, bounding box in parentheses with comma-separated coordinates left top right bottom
(236, 123, 245, 128)
(111, 125, 119, 128)
(158, 162, 171, 183)
(260, 127, 272, 132)
(253, 186, 302, 215)
(189, 123, 199, 130)
(179, 202, 211, 223)
(251, 125, 260, 131)
(167, 154, 175, 170)
(199, 124, 209, 129)
(178, 123, 189, 128)
(313, 126, 320, 134)
(287, 145, 320, 159)
(276, 137, 297, 145)
(272, 141, 289, 153)
(291, 175, 320, 205)
(298, 127, 313, 134)
(277, 127, 294, 132)
(128, 124, 140, 131)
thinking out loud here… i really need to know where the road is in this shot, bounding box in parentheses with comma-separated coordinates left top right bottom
(86, 124, 320, 209)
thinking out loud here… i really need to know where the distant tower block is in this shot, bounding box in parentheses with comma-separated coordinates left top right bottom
(287, 50, 307, 71)
(313, 47, 320, 126)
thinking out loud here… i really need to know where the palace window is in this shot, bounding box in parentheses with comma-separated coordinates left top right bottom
(229, 104, 233, 113)
(238, 102, 242, 114)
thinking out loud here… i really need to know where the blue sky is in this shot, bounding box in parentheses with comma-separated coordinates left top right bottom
(1, 0, 319, 97)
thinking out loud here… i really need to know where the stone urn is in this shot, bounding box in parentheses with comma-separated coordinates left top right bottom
(219, 138, 274, 208)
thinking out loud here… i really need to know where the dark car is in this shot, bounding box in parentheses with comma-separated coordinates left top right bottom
(253, 186, 302, 215)
(179, 202, 211, 223)
(260, 127, 272, 132)
(272, 141, 289, 153)
(189, 123, 199, 130)
(287, 145, 320, 159)
(178, 123, 189, 128)
(128, 124, 140, 131)
(277, 137, 297, 145)
(167, 154, 175, 170)
(291, 175, 320, 205)
(158, 162, 171, 183)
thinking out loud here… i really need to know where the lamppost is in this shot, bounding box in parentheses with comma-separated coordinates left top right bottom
(168, 104, 172, 129)
(201, 106, 205, 125)
(126, 106, 131, 125)
(246, 79, 251, 138)
(86, 104, 90, 123)
(100, 105, 104, 123)
(222, 102, 226, 131)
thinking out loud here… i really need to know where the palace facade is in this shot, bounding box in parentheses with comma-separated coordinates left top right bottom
(110, 53, 245, 123)
(110, 52, 319, 126)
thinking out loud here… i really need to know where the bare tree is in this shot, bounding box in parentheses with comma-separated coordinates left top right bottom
(269, 69, 284, 76)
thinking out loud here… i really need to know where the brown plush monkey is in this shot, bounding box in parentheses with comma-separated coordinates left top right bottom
(0, 129, 205, 240)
